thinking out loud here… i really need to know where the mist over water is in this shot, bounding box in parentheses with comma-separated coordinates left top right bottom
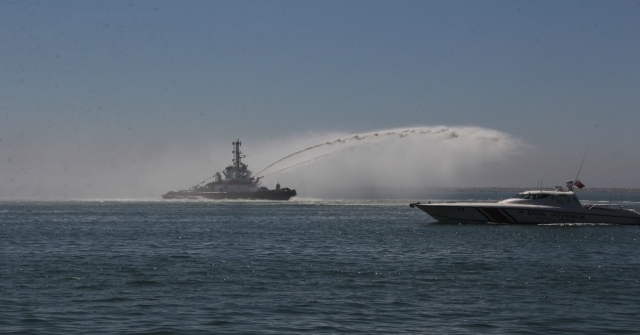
(0, 125, 530, 200)
(255, 126, 528, 198)
(256, 126, 508, 176)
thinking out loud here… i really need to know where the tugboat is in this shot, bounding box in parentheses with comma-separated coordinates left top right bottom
(162, 140, 297, 200)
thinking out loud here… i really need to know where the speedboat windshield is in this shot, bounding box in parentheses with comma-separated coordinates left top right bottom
(512, 193, 550, 200)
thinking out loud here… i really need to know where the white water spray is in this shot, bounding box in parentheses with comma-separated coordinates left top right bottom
(252, 125, 529, 197)
(257, 126, 516, 177)
(260, 153, 330, 178)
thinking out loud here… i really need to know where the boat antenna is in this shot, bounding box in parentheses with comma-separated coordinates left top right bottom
(574, 146, 589, 182)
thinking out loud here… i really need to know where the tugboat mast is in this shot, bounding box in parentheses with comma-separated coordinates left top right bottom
(232, 140, 244, 170)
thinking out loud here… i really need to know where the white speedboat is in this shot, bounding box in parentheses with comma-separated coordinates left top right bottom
(410, 181, 640, 224)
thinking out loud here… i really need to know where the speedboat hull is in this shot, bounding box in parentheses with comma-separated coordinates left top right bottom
(412, 203, 640, 224)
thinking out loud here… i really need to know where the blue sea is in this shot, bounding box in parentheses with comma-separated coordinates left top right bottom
(2, 192, 640, 334)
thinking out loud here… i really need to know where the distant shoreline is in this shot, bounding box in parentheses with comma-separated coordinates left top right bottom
(348, 187, 640, 193)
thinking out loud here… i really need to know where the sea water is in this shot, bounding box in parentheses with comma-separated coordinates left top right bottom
(2, 193, 640, 334)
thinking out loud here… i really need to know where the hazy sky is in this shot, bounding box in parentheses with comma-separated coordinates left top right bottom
(1, 0, 640, 199)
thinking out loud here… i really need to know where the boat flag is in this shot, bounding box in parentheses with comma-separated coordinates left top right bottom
(573, 179, 585, 189)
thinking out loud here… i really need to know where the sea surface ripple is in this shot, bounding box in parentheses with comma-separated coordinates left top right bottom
(2, 195, 640, 334)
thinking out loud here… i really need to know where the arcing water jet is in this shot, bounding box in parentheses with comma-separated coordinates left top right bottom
(256, 126, 512, 177)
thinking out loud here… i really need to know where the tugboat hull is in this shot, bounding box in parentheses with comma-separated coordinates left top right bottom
(162, 189, 297, 201)
(205, 188, 296, 200)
